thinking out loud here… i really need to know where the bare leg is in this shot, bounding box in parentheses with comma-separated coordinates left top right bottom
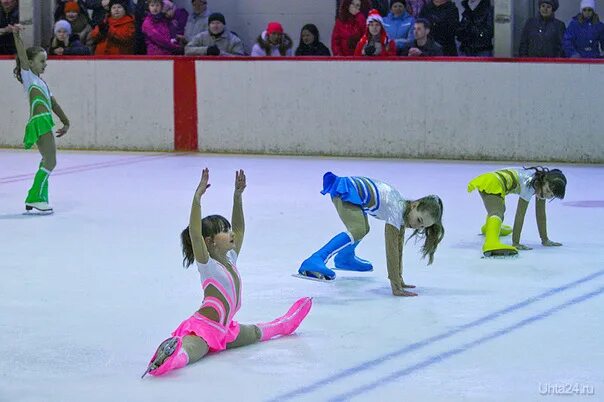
(226, 325, 261, 349)
(182, 335, 210, 364)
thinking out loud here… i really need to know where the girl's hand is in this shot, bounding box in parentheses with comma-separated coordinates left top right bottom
(234, 169, 246, 195)
(513, 243, 532, 250)
(56, 123, 69, 137)
(194, 168, 210, 200)
(542, 239, 562, 247)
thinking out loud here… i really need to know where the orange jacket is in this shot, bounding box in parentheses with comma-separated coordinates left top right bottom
(91, 15, 135, 55)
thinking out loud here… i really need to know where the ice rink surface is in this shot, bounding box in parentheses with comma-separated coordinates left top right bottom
(1, 150, 602, 402)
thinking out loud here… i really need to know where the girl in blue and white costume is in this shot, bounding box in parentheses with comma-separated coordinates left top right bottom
(298, 172, 444, 297)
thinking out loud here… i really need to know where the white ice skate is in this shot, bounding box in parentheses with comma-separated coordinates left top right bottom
(24, 202, 54, 215)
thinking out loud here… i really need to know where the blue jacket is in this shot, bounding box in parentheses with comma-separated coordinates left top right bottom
(563, 14, 604, 58)
(383, 11, 415, 51)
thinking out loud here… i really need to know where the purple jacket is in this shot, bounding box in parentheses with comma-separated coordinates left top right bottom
(142, 14, 181, 55)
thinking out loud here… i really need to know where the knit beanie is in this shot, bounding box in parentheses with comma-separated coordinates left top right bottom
(580, 0, 595, 11)
(266, 21, 284, 35)
(390, 0, 405, 7)
(538, 0, 559, 12)
(64, 1, 80, 13)
(366, 8, 385, 26)
(208, 12, 226, 25)
(54, 19, 72, 35)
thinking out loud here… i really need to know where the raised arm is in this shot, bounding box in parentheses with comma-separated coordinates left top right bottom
(386, 224, 417, 297)
(231, 170, 246, 254)
(189, 168, 211, 264)
(11, 25, 30, 71)
(536, 198, 562, 247)
(512, 198, 531, 250)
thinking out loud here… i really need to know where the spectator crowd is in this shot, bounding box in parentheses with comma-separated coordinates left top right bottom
(1, 0, 603, 58)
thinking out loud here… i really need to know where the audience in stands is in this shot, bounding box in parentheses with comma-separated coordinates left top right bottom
(406, 0, 429, 17)
(519, 0, 565, 58)
(332, 0, 367, 56)
(90, 0, 135, 54)
(383, 0, 415, 53)
(355, 9, 397, 56)
(63, 2, 94, 51)
(184, 0, 209, 44)
(564, 0, 604, 58)
(251, 21, 293, 56)
(48, 19, 91, 55)
(399, 18, 443, 56)
(142, 0, 183, 55)
(457, 0, 493, 57)
(295, 23, 331, 56)
(185, 12, 245, 56)
(0, 0, 19, 54)
(419, 0, 459, 56)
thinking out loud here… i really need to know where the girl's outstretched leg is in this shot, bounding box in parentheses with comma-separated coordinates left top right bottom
(226, 325, 261, 349)
(143, 335, 209, 378)
(256, 297, 312, 341)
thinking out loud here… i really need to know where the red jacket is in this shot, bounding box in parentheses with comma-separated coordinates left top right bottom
(354, 29, 396, 57)
(91, 15, 135, 55)
(331, 13, 367, 56)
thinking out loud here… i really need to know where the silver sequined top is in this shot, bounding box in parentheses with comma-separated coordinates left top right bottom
(351, 177, 406, 229)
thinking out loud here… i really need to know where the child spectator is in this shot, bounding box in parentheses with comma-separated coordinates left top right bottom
(49, 19, 91, 55)
(63, 1, 94, 50)
(142, 0, 183, 55)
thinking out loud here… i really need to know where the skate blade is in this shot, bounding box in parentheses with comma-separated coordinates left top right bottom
(332, 267, 373, 272)
(482, 252, 518, 259)
(23, 210, 54, 216)
(292, 274, 335, 283)
(141, 365, 153, 379)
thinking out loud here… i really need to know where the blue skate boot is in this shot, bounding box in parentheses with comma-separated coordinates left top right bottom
(298, 232, 353, 281)
(334, 242, 373, 272)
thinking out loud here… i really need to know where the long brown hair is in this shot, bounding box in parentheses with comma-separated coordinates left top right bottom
(525, 166, 567, 199)
(338, 0, 370, 21)
(405, 195, 445, 265)
(13, 47, 46, 84)
(180, 215, 232, 268)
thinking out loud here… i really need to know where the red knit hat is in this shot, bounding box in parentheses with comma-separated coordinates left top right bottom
(266, 21, 284, 35)
(64, 1, 80, 13)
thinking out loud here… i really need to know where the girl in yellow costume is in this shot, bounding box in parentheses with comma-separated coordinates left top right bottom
(468, 166, 567, 257)
(10, 24, 70, 214)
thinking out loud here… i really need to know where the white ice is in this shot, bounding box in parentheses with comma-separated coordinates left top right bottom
(0, 150, 603, 402)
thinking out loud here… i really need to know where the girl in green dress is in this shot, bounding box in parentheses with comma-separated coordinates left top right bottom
(10, 24, 70, 214)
